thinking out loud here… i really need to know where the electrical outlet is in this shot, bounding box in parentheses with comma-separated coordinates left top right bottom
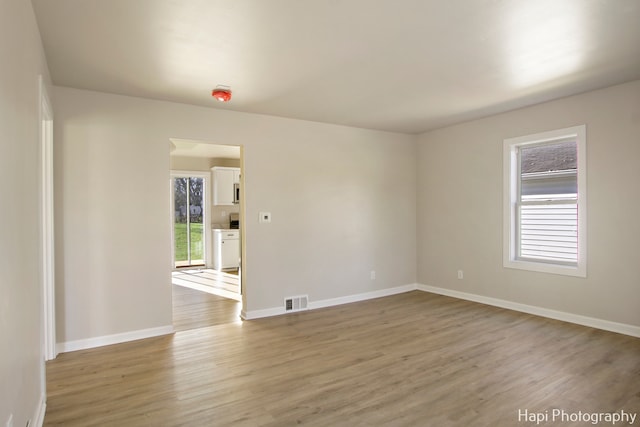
(370, 270, 376, 280)
(457, 270, 464, 279)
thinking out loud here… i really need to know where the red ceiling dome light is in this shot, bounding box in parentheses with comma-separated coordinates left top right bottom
(212, 85, 232, 102)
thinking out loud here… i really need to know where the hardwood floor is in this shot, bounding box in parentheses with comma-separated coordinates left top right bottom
(44, 291, 640, 426)
(172, 284, 241, 332)
(172, 268, 240, 301)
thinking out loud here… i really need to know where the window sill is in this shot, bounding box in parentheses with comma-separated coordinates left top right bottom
(504, 258, 586, 278)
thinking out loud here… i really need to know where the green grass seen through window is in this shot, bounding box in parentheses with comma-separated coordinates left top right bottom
(174, 223, 203, 263)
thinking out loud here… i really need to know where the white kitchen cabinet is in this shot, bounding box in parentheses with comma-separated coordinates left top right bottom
(212, 167, 239, 206)
(212, 229, 240, 270)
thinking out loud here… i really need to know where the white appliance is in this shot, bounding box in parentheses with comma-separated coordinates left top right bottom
(233, 182, 240, 205)
(212, 229, 240, 270)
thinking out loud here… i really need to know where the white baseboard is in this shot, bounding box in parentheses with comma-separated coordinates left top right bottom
(33, 392, 46, 427)
(309, 283, 416, 310)
(241, 306, 283, 320)
(62, 284, 636, 348)
(417, 283, 640, 338)
(241, 284, 416, 320)
(57, 325, 174, 354)
(243, 282, 640, 338)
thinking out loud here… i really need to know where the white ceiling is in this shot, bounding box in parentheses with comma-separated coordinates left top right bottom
(33, 0, 640, 134)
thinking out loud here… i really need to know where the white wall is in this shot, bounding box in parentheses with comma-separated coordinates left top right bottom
(417, 79, 640, 328)
(0, 0, 51, 425)
(169, 155, 215, 171)
(53, 92, 174, 344)
(169, 156, 240, 171)
(53, 87, 417, 343)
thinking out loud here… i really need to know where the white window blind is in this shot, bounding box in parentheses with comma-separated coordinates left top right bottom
(519, 199, 577, 264)
(517, 141, 577, 265)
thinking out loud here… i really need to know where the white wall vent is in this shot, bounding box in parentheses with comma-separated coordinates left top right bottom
(284, 295, 308, 312)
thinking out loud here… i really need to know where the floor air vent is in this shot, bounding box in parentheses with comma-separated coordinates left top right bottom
(284, 295, 308, 312)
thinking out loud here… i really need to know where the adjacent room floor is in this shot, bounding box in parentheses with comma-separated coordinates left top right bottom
(172, 284, 241, 332)
(172, 268, 241, 301)
(44, 291, 640, 426)
(171, 267, 242, 332)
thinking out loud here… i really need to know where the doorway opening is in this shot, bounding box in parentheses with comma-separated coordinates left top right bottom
(169, 139, 243, 329)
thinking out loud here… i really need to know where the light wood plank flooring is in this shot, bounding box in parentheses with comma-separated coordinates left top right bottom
(44, 291, 640, 426)
(172, 268, 240, 301)
(172, 284, 241, 332)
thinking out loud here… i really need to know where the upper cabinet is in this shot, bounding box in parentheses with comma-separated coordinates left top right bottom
(212, 166, 240, 206)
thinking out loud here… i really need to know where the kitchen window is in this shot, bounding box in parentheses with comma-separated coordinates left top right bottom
(503, 125, 586, 277)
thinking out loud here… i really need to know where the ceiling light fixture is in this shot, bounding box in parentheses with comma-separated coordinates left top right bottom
(211, 85, 232, 102)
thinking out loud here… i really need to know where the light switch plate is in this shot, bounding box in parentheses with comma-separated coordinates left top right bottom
(259, 212, 272, 223)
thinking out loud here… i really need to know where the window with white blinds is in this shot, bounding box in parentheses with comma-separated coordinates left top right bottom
(503, 126, 586, 277)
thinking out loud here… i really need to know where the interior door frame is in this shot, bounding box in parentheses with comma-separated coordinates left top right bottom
(39, 76, 56, 361)
(170, 170, 211, 269)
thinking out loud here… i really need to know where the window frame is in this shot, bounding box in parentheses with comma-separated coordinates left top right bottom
(503, 125, 587, 277)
